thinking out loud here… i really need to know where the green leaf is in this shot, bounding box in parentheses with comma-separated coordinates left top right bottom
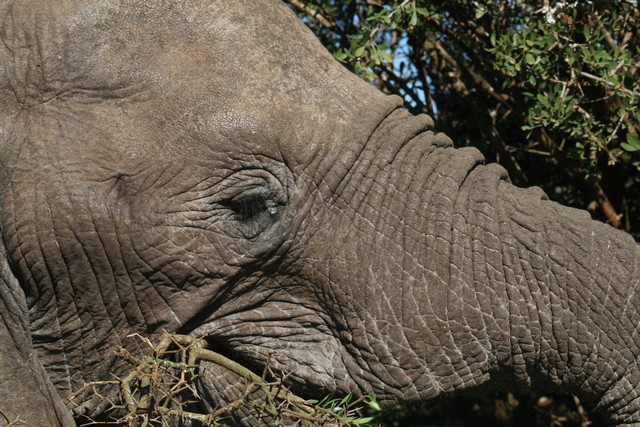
(620, 142, 640, 152)
(318, 394, 333, 406)
(354, 46, 366, 57)
(490, 32, 496, 46)
(537, 93, 550, 107)
(525, 53, 535, 64)
(366, 395, 381, 411)
(339, 393, 353, 406)
(353, 417, 375, 424)
(334, 50, 348, 61)
(623, 133, 640, 151)
(554, 95, 563, 111)
(377, 49, 392, 62)
(409, 9, 418, 27)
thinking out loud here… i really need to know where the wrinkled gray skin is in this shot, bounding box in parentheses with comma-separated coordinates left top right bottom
(1, 0, 639, 425)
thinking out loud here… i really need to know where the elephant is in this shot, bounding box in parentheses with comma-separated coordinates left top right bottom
(1, 0, 639, 425)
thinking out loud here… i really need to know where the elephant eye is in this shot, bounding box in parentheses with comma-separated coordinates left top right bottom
(229, 193, 279, 221)
(223, 189, 282, 239)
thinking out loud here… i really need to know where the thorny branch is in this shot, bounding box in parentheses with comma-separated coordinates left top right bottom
(69, 333, 378, 427)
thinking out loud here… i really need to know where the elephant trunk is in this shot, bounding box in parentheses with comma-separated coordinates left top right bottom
(476, 176, 640, 423)
(386, 122, 640, 423)
(304, 110, 640, 423)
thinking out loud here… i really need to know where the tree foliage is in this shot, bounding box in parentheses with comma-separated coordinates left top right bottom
(287, 0, 640, 235)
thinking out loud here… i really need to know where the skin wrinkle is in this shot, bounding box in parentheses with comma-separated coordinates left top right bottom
(73, 207, 126, 332)
(127, 240, 179, 327)
(446, 232, 480, 385)
(65, 228, 108, 381)
(511, 228, 553, 382)
(285, 257, 404, 397)
(108, 231, 147, 329)
(468, 176, 519, 381)
(194, 285, 352, 391)
(511, 202, 554, 382)
(27, 6, 54, 104)
(297, 247, 377, 378)
(364, 290, 416, 391)
(12, 183, 46, 300)
(3, 4, 24, 103)
(138, 259, 183, 326)
(32, 234, 86, 396)
(97, 210, 145, 331)
(538, 247, 566, 387)
(332, 112, 405, 190)
(30, 194, 74, 392)
(49, 121, 120, 353)
(574, 231, 622, 384)
(531, 224, 565, 388)
(328, 151, 444, 287)
(433, 164, 491, 389)
(464, 214, 490, 368)
(125, 243, 170, 326)
(32, 7, 48, 100)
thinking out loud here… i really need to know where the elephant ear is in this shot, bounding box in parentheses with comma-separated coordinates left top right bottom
(0, 235, 75, 425)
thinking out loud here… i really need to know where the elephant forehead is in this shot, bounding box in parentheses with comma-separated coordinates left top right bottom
(2, 0, 395, 167)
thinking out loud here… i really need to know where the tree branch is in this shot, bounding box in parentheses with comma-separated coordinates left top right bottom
(287, 0, 335, 29)
(432, 40, 511, 106)
(578, 70, 640, 97)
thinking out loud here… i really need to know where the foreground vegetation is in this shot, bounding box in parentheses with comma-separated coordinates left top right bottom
(69, 333, 380, 426)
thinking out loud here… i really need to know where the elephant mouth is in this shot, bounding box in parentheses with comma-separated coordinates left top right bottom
(194, 334, 331, 395)
(185, 320, 361, 409)
(178, 299, 368, 420)
(179, 333, 338, 423)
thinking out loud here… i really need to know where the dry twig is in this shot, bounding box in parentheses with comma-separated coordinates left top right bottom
(70, 333, 377, 426)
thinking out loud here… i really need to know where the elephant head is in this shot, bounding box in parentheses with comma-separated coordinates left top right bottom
(1, 0, 639, 425)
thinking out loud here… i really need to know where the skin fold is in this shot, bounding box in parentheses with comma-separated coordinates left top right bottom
(0, 0, 639, 425)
